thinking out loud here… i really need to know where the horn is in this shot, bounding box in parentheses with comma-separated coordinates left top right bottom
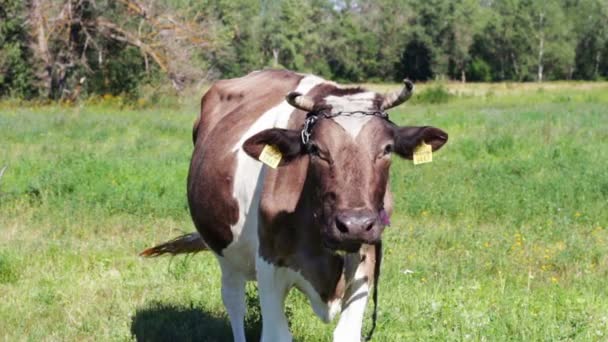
(286, 92, 315, 112)
(381, 79, 414, 110)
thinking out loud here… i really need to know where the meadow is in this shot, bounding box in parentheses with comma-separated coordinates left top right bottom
(1, 82, 607, 341)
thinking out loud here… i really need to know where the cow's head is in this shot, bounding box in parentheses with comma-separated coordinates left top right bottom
(243, 81, 447, 252)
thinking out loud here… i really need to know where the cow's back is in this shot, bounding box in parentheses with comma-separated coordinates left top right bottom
(187, 70, 324, 266)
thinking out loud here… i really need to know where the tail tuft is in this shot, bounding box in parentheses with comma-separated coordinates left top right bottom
(140, 232, 208, 257)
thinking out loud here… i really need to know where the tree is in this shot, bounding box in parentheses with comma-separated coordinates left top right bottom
(322, 9, 366, 81)
(445, 0, 483, 82)
(3, 0, 608, 102)
(524, 0, 575, 81)
(343, 0, 412, 81)
(0, 0, 36, 98)
(407, 0, 452, 78)
(470, 0, 536, 81)
(569, 0, 608, 79)
(205, 0, 264, 78)
(22, 0, 219, 99)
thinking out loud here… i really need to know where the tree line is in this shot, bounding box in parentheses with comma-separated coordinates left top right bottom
(1, 0, 607, 100)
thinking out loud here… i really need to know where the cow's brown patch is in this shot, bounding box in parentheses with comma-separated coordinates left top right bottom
(188, 70, 304, 254)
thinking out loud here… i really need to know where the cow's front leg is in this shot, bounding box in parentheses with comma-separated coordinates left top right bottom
(333, 280, 369, 341)
(333, 249, 373, 342)
(218, 259, 247, 342)
(256, 257, 292, 342)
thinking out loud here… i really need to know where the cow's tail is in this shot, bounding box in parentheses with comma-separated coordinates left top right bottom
(139, 232, 208, 257)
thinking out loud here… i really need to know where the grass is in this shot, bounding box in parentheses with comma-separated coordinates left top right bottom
(1, 82, 607, 341)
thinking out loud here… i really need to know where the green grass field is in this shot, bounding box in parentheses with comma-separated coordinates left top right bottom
(1, 82, 608, 341)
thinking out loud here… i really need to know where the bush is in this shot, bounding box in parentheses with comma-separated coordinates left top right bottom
(413, 83, 453, 104)
(468, 58, 493, 82)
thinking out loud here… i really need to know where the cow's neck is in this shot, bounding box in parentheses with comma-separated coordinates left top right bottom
(290, 166, 369, 301)
(257, 157, 365, 303)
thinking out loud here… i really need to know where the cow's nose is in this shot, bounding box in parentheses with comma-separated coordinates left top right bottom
(335, 210, 376, 235)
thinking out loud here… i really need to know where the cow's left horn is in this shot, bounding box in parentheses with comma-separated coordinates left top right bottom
(286, 92, 315, 112)
(381, 79, 414, 110)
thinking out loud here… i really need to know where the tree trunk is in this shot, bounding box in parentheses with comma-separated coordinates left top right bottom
(537, 12, 545, 83)
(537, 34, 544, 82)
(272, 48, 279, 67)
(511, 52, 520, 80)
(29, 0, 53, 98)
(461, 69, 466, 83)
(594, 51, 601, 79)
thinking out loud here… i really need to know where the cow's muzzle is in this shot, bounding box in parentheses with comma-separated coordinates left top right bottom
(322, 209, 383, 252)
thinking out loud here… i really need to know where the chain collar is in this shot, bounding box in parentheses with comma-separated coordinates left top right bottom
(301, 115, 318, 146)
(300, 110, 389, 145)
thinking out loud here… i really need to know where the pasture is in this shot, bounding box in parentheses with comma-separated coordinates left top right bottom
(1, 82, 607, 341)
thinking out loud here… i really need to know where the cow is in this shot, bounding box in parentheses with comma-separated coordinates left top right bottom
(141, 69, 448, 342)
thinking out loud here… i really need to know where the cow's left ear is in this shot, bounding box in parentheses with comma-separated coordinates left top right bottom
(243, 128, 304, 166)
(393, 126, 448, 159)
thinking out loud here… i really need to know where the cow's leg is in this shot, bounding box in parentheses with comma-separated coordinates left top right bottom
(256, 257, 292, 342)
(333, 253, 372, 342)
(218, 259, 247, 342)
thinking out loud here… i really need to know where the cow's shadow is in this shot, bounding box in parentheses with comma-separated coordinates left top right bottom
(130, 301, 262, 342)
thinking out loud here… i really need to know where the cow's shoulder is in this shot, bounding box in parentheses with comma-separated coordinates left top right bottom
(188, 70, 308, 254)
(193, 70, 305, 145)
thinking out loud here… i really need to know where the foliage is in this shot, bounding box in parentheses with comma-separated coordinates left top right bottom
(468, 57, 493, 82)
(569, 0, 608, 80)
(0, 0, 36, 98)
(1, 0, 608, 101)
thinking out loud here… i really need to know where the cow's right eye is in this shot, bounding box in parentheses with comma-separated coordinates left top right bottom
(308, 144, 331, 164)
(383, 144, 394, 155)
(308, 144, 320, 156)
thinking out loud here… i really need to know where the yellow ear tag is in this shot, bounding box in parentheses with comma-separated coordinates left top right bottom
(413, 142, 432, 165)
(259, 145, 282, 169)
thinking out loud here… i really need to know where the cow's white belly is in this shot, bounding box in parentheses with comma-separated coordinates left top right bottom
(219, 75, 326, 279)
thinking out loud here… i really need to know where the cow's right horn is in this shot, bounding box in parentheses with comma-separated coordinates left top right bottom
(381, 79, 414, 110)
(286, 92, 315, 112)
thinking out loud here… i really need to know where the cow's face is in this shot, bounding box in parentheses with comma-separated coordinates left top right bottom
(243, 82, 448, 252)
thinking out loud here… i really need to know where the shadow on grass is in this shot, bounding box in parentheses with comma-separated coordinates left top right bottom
(130, 301, 261, 342)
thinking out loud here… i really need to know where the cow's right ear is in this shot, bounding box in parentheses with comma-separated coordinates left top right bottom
(243, 128, 304, 166)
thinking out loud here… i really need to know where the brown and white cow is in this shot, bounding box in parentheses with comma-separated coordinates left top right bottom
(141, 70, 448, 341)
